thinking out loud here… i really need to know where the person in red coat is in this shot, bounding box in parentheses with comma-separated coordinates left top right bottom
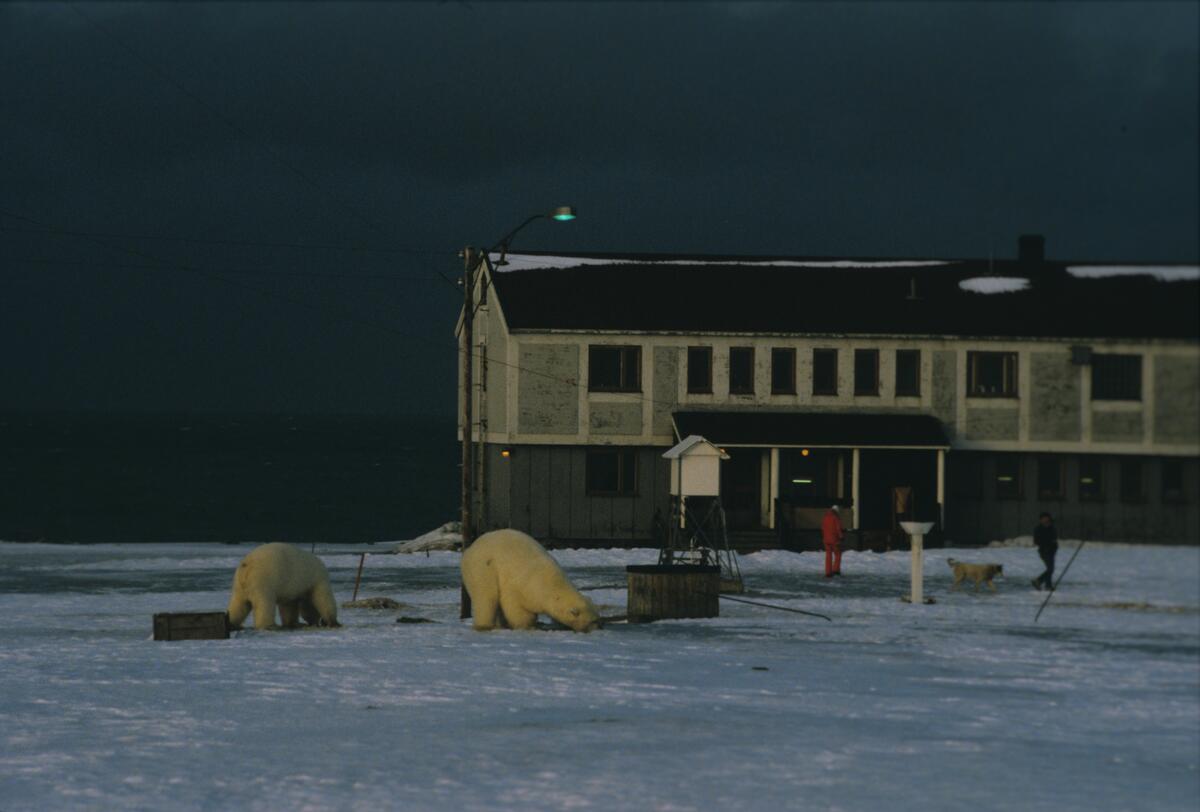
(822, 505, 845, 577)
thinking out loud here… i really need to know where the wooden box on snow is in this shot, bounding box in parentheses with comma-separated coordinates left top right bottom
(626, 564, 719, 623)
(153, 611, 230, 641)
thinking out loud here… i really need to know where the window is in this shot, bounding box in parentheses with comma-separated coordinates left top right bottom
(1079, 458, 1104, 501)
(995, 455, 1022, 499)
(1037, 457, 1065, 500)
(585, 449, 637, 495)
(968, 351, 1018, 397)
(812, 349, 838, 395)
(687, 346, 712, 394)
(771, 348, 795, 394)
(1120, 458, 1143, 503)
(588, 345, 641, 392)
(1092, 354, 1142, 401)
(895, 350, 920, 396)
(1162, 459, 1184, 503)
(854, 349, 880, 396)
(730, 347, 755, 395)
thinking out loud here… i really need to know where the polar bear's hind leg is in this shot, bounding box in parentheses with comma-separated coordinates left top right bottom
(278, 601, 301, 628)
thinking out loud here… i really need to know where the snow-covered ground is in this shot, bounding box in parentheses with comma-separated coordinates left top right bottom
(1, 541, 1197, 812)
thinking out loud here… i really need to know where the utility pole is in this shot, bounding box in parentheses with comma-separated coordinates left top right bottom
(460, 246, 476, 619)
(455, 208, 575, 622)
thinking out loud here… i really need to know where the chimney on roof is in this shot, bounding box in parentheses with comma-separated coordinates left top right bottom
(1018, 234, 1045, 264)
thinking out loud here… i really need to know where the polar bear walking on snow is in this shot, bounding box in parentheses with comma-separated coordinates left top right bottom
(227, 543, 340, 630)
(461, 529, 600, 632)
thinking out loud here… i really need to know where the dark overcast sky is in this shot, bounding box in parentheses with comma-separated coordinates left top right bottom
(1, 1, 1196, 417)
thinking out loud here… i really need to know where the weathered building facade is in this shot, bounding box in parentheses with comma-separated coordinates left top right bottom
(458, 241, 1199, 547)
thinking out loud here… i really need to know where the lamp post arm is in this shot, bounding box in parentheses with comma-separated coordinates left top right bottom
(490, 214, 545, 256)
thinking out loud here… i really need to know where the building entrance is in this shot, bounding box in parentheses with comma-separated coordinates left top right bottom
(858, 449, 939, 532)
(720, 449, 762, 530)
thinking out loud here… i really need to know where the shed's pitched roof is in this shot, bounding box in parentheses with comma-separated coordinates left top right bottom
(673, 411, 951, 449)
(487, 251, 1200, 339)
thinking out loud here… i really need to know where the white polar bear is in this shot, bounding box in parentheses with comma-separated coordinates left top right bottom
(227, 543, 340, 630)
(461, 529, 600, 632)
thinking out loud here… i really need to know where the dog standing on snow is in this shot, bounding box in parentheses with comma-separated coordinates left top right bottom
(947, 558, 1004, 592)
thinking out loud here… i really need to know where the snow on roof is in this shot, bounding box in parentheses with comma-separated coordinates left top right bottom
(1067, 265, 1200, 282)
(491, 253, 952, 272)
(662, 434, 729, 459)
(958, 276, 1032, 294)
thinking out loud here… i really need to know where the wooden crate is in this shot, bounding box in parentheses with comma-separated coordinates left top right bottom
(153, 611, 230, 641)
(626, 564, 720, 623)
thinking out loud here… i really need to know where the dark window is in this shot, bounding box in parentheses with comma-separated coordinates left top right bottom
(895, 350, 920, 396)
(771, 348, 795, 394)
(1162, 459, 1184, 503)
(730, 347, 755, 395)
(585, 449, 637, 495)
(812, 349, 838, 395)
(588, 345, 641, 392)
(1120, 458, 1144, 503)
(1079, 458, 1104, 501)
(995, 455, 1022, 499)
(1092, 354, 1142, 401)
(854, 349, 880, 396)
(1037, 457, 1065, 500)
(968, 351, 1018, 397)
(687, 346, 712, 394)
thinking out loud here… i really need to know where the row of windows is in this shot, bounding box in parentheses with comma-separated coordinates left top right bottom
(967, 352, 1142, 399)
(956, 455, 1187, 503)
(589, 345, 921, 397)
(589, 345, 1144, 401)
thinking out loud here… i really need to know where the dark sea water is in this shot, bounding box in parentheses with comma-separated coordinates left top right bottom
(0, 412, 459, 543)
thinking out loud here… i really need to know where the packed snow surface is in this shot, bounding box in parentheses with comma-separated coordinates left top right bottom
(958, 276, 1032, 294)
(1067, 265, 1200, 281)
(1, 542, 1197, 812)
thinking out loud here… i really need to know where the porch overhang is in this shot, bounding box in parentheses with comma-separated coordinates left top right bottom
(671, 411, 951, 450)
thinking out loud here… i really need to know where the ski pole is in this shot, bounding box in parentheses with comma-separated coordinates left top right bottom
(1034, 541, 1086, 623)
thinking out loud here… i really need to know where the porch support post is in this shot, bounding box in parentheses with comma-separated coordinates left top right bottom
(851, 447, 861, 530)
(936, 448, 946, 529)
(768, 447, 780, 529)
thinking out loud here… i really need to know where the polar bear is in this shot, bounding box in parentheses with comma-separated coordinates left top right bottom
(227, 543, 340, 630)
(461, 529, 600, 632)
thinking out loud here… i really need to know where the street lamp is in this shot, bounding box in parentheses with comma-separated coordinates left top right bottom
(460, 206, 576, 616)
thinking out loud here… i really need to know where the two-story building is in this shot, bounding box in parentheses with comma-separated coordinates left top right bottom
(457, 237, 1199, 548)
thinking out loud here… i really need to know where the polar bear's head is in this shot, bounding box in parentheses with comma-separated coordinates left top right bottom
(555, 593, 601, 633)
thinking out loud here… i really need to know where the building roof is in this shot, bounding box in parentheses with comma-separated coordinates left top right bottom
(672, 411, 951, 449)
(486, 251, 1200, 339)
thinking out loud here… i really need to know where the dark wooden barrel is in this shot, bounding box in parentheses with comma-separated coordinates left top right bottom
(626, 564, 720, 623)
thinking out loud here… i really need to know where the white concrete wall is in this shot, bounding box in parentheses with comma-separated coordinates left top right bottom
(482, 330, 1199, 457)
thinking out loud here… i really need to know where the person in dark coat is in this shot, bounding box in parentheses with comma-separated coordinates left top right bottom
(1031, 512, 1059, 591)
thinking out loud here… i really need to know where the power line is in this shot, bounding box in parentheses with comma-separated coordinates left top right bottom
(0, 207, 581, 396)
(2, 255, 449, 283)
(1, 207, 680, 413)
(0, 224, 448, 256)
